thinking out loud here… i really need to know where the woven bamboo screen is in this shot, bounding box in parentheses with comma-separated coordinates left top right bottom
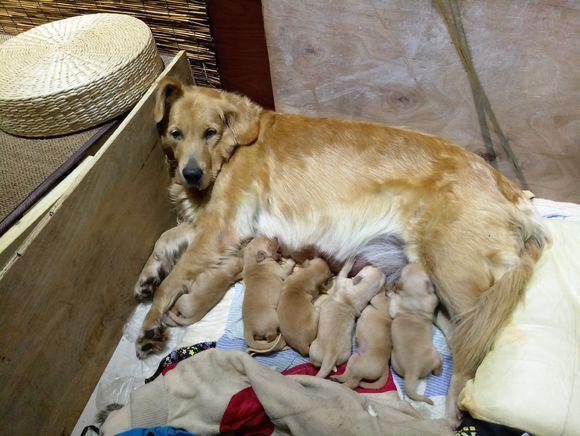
(0, 0, 221, 88)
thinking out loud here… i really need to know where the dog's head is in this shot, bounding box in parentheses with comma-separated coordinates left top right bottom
(154, 77, 262, 190)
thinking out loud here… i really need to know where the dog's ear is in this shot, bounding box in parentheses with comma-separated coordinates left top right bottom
(219, 92, 261, 146)
(154, 77, 184, 124)
(352, 275, 362, 286)
(256, 250, 267, 263)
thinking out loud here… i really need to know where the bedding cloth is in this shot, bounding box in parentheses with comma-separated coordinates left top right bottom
(101, 348, 452, 436)
(460, 219, 580, 435)
(74, 198, 580, 435)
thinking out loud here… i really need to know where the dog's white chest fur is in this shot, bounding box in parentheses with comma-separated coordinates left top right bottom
(233, 193, 405, 262)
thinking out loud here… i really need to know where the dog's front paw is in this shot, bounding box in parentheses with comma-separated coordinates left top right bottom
(134, 257, 167, 301)
(135, 326, 169, 359)
(134, 275, 161, 302)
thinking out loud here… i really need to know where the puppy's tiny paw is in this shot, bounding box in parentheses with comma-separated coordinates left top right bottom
(135, 327, 168, 359)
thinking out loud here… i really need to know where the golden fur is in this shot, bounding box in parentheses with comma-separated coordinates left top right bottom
(136, 78, 549, 422)
(278, 258, 332, 356)
(389, 264, 442, 405)
(332, 292, 392, 390)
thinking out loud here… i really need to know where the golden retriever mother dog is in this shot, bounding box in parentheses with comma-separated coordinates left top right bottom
(134, 77, 548, 424)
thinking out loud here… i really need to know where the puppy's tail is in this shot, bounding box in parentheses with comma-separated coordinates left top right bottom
(451, 222, 548, 377)
(359, 371, 389, 390)
(163, 308, 203, 327)
(316, 355, 336, 379)
(246, 333, 286, 354)
(338, 257, 356, 279)
(404, 373, 433, 405)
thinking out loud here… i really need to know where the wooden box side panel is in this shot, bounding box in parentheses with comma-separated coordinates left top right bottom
(0, 52, 192, 434)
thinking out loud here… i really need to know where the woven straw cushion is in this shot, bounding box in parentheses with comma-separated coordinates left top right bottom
(0, 14, 163, 137)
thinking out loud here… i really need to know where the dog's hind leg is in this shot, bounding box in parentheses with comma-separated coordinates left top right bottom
(134, 222, 196, 301)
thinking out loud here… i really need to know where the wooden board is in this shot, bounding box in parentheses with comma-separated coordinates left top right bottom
(0, 52, 192, 434)
(262, 0, 580, 202)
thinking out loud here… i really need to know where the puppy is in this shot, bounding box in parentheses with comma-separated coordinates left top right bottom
(389, 263, 442, 405)
(242, 236, 295, 349)
(310, 260, 386, 378)
(278, 258, 332, 355)
(164, 253, 243, 326)
(332, 292, 392, 389)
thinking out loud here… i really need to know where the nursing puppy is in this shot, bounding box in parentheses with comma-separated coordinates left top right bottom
(310, 261, 386, 378)
(390, 264, 441, 405)
(242, 237, 295, 348)
(163, 253, 243, 327)
(278, 258, 332, 355)
(332, 292, 392, 389)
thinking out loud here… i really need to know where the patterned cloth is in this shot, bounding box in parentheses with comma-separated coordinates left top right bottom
(145, 342, 216, 383)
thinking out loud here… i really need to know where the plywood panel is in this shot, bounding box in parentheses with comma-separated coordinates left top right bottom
(0, 52, 192, 434)
(263, 0, 580, 202)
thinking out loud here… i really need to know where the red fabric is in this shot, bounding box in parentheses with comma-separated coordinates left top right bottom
(282, 362, 397, 394)
(219, 362, 396, 434)
(219, 386, 275, 435)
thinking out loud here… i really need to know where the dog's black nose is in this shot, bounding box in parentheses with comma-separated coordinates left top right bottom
(182, 163, 203, 185)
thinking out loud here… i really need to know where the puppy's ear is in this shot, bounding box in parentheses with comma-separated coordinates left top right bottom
(154, 77, 184, 124)
(219, 92, 261, 146)
(256, 250, 267, 263)
(352, 276, 362, 286)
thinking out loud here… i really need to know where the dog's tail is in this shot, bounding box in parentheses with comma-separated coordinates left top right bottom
(359, 371, 389, 390)
(404, 373, 433, 405)
(451, 222, 548, 377)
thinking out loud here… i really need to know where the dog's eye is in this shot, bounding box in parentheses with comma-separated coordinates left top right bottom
(169, 129, 182, 140)
(204, 128, 217, 140)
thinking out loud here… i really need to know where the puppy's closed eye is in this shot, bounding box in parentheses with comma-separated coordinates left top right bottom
(352, 276, 362, 285)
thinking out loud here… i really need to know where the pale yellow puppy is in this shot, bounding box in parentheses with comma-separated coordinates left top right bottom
(242, 237, 294, 349)
(310, 260, 386, 378)
(390, 263, 441, 405)
(333, 292, 392, 389)
(278, 258, 332, 356)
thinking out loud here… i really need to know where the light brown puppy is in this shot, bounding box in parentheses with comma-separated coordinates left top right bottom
(332, 292, 392, 389)
(242, 236, 295, 349)
(310, 261, 386, 378)
(163, 253, 243, 327)
(277, 258, 332, 355)
(389, 263, 441, 405)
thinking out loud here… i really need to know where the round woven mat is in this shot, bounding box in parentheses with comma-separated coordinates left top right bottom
(0, 14, 163, 137)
